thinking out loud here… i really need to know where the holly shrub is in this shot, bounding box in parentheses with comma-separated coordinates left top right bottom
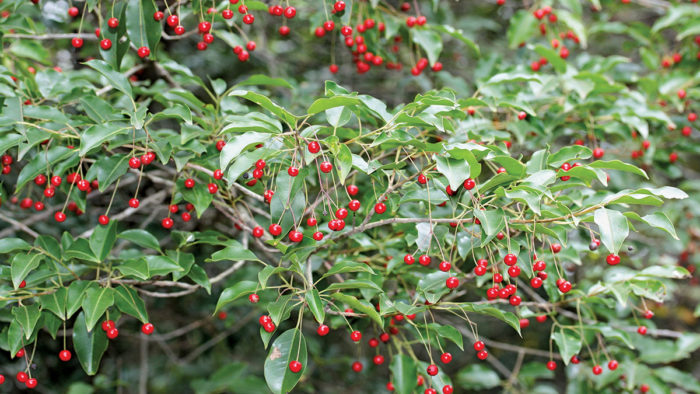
(1, 0, 699, 392)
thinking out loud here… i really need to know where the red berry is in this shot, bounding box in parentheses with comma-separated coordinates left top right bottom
(98, 215, 110, 225)
(17, 372, 28, 383)
(446, 276, 459, 289)
(439, 261, 451, 272)
(137, 46, 150, 58)
(504, 253, 517, 266)
(317, 324, 329, 336)
(346, 184, 359, 195)
(141, 323, 154, 335)
(308, 141, 321, 153)
(592, 365, 603, 375)
(71, 37, 84, 48)
(350, 330, 362, 342)
(546, 361, 556, 370)
(374, 203, 387, 214)
(440, 353, 452, 364)
(608, 360, 618, 370)
(107, 328, 119, 339)
(477, 350, 488, 360)
(637, 326, 647, 335)
(107, 17, 119, 28)
(55, 212, 66, 222)
(129, 198, 140, 208)
(418, 255, 431, 266)
(373, 355, 385, 365)
(154, 11, 164, 21)
(269, 224, 282, 236)
(352, 361, 363, 372)
(606, 253, 620, 265)
(68, 6, 79, 17)
(319, 161, 333, 173)
(248, 293, 259, 304)
(162, 218, 174, 229)
(426, 364, 438, 376)
(289, 360, 303, 373)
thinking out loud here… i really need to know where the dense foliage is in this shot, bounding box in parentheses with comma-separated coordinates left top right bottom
(1, 0, 699, 393)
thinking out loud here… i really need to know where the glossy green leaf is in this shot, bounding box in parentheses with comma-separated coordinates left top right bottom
(118, 229, 162, 252)
(553, 328, 582, 365)
(114, 285, 149, 323)
(90, 221, 117, 262)
(11, 253, 43, 289)
(12, 304, 41, 340)
(215, 280, 258, 313)
(305, 289, 325, 324)
(264, 329, 307, 394)
(84, 59, 133, 98)
(125, 0, 160, 52)
(81, 287, 115, 332)
(390, 354, 417, 394)
(330, 293, 383, 327)
(40, 287, 67, 320)
(594, 208, 629, 254)
(72, 312, 108, 375)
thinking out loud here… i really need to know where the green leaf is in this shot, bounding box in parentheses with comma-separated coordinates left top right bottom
(7, 320, 24, 356)
(40, 287, 67, 320)
(180, 181, 214, 219)
(330, 293, 383, 327)
(654, 366, 700, 393)
(474, 209, 506, 246)
(0, 238, 31, 253)
(431, 25, 479, 56)
(640, 212, 679, 240)
(209, 240, 260, 262)
(335, 144, 353, 184)
(16, 146, 76, 190)
(412, 29, 443, 65)
(215, 280, 258, 313)
(12, 304, 41, 340)
(230, 90, 297, 125)
(81, 287, 115, 332)
(72, 312, 109, 375)
(547, 145, 592, 167)
(114, 285, 149, 323)
(99, 2, 129, 69)
(144, 255, 183, 276)
(79, 124, 129, 156)
(417, 271, 451, 304)
(125, 0, 161, 52)
(454, 303, 521, 335)
(89, 220, 117, 262)
(558, 9, 587, 48)
(9, 40, 50, 64)
(326, 280, 383, 292)
(588, 160, 648, 179)
(307, 96, 362, 115)
(219, 132, 271, 171)
(117, 258, 150, 280)
(305, 289, 325, 324)
(118, 229, 162, 252)
(264, 329, 307, 394)
(65, 239, 100, 262)
(84, 59, 133, 98)
(390, 354, 417, 394)
(507, 10, 539, 48)
(436, 156, 470, 191)
(639, 265, 690, 279)
(11, 253, 43, 289)
(235, 74, 294, 89)
(552, 328, 582, 365)
(85, 154, 130, 192)
(321, 260, 375, 279)
(67, 281, 95, 319)
(534, 44, 568, 73)
(594, 208, 629, 254)
(457, 364, 500, 389)
(429, 323, 464, 350)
